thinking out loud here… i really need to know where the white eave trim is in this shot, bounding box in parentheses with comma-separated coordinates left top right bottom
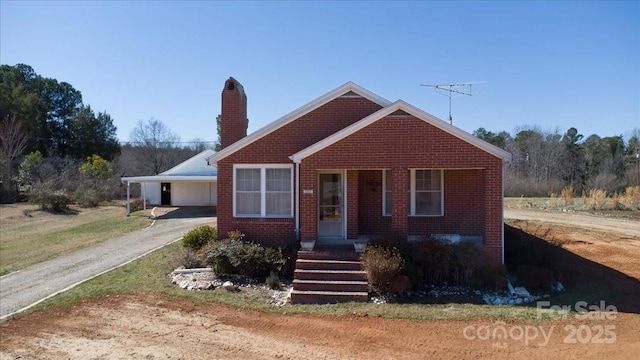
(121, 176, 217, 183)
(290, 100, 513, 163)
(206, 81, 392, 165)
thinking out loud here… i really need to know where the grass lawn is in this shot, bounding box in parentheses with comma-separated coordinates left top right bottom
(0, 202, 150, 276)
(6, 198, 636, 324)
(34, 241, 554, 324)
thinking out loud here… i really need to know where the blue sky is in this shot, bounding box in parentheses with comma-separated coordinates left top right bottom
(1, 1, 638, 145)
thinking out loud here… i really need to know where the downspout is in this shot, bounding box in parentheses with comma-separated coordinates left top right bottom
(501, 162, 506, 264)
(295, 161, 300, 240)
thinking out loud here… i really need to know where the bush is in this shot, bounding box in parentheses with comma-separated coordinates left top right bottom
(279, 234, 300, 278)
(129, 198, 147, 212)
(179, 248, 206, 269)
(205, 230, 285, 278)
(266, 271, 282, 290)
(73, 186, 102, 208)
(28, 186, 72, 212)
(361, 246, 404, 296)
(369, 235, 485, 288)
(450, 241, 483, 286)
(182, 225, 217, 250)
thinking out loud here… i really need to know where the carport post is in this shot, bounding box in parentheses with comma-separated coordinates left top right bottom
(126, 181, 130, 216)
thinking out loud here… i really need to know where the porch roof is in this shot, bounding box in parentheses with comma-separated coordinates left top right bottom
(289, 100, 513, 164)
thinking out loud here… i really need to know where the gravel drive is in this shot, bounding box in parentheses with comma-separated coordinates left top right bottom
(504, 208, 640, 238)
(0, 207, 215, 320)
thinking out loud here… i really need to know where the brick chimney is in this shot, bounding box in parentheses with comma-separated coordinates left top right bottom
(220, 77, 248, 149)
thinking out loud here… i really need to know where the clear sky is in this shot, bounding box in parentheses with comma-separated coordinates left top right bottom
(1, 1, 639, 146)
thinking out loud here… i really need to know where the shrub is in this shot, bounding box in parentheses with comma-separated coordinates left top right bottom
(450, 241, 483, 286)
(179, 248, 206, 269)
(279, 234, 300, 279)
(129, 198, 147, 213)
(266, 271, 282, 290)
(205, 231, 284, 278)
(73, 186, 102, 208)
(182, 225, 217, 250)
(28, 186, 71, 212)
(369, 235, 485, 288)
(478, 261, 508, 288)
(361, 246, 404, 296)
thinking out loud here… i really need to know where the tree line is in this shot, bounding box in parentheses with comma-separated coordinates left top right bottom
(1, 63, 638, 206)
(474, 127, 639, 196)
(0, 64, 210, 204)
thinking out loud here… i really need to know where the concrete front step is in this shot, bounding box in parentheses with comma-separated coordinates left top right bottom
(290, 290, 369, 304)
(294, 269, 368, 282)
(293, 279, 368, 292)
(295, 258, 363, 271)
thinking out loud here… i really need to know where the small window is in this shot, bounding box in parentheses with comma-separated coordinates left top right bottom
(410, 169, 443, 216)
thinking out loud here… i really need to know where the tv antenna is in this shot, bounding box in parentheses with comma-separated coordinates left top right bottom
(420, 82, 485, 125)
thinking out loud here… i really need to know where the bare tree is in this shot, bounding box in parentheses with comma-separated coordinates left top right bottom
(0, 114, 28, 202)
(128, 118, 180, 175)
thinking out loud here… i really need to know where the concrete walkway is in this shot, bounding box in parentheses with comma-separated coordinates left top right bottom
(0, 208, 216, 320)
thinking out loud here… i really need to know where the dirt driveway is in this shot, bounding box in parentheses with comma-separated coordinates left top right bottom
(1, 208, 639, 359)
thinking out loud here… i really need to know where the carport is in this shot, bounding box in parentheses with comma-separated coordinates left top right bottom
(121, 149, 217, 215)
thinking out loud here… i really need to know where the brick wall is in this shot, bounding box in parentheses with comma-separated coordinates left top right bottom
(218, 95, 383, 245)
(302, 115, 504, 262)
(218, 98, 505, 262)
(221, 78, 248, 149)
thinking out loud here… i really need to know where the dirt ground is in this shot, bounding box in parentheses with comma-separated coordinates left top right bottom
(1, 207, 639, 359)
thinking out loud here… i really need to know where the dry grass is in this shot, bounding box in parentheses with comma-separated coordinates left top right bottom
(584, 188, 608, 210)
(0, 202, 151, 276)
(513, 186, 640, 213)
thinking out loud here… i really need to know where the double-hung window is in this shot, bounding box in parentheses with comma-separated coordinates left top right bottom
(383, 169, 443, 216)
(234, 165, 293, 217)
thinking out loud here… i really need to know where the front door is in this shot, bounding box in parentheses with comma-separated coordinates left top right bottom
(318, 172, 344, 240)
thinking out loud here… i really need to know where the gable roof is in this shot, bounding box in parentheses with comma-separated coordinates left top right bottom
(289, 100, 512, 163)
(160, 149, 217, 176)
(207, 81, 392, 164)
(121, 149, 217, 183)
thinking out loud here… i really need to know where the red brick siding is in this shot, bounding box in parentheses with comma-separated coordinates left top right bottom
(221, 78, 247, 149)
(408, 169, 483, 236)
(218, 96, 383, 245)
(218, 105, 505, 262)
(357, 170, 391, 235)
(302, 115, 504, 262)
(346, 170, 359, 239)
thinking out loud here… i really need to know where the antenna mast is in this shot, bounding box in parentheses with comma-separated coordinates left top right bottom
(420, 82, 484, 125)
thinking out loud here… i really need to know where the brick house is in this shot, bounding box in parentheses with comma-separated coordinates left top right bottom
(208, 77, 511, 264)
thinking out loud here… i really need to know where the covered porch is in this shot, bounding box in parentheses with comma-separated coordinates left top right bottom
(299, 168, 490, 249)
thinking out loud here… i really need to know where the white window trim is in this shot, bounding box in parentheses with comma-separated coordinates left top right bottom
(382, 169, 392, 216)
(233, 164, 294, 218)
(409, 169, 444, 217)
